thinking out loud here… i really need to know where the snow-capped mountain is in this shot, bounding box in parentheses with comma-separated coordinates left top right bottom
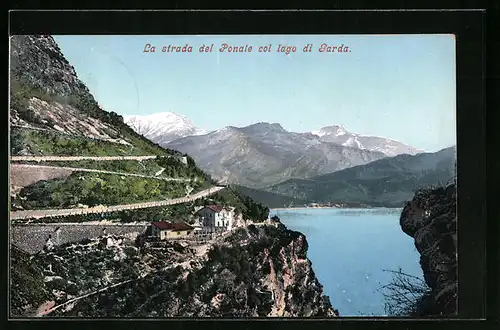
(312, 125, 423, 157)
(166, 122, 387, 188)
(123, 112, 423, 187)
(124, 112, 206, 145)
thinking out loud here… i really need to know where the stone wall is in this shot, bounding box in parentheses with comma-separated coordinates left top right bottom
(11, 224, 147, 254)
(10, 164, 73, 188)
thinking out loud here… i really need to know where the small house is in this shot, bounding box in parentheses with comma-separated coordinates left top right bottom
(150, 221, 194, 240)
(196, 205, 234, 232)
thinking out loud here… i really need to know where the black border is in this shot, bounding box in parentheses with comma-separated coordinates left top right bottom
(5, 7, 496, 330)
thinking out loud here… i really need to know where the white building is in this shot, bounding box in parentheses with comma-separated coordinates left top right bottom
(196, 205, 234, 233)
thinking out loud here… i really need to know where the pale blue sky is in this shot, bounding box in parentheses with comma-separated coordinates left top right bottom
(54, 35, 456, 152)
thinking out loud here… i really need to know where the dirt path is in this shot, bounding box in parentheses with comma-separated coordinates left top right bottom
(11, 186, 226, 221)
(35, 277, 137, 316)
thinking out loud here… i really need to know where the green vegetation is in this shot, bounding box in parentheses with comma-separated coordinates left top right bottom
(10, 53, 266, 226)
(266, 147, 456, 208)
(10, 245, 51, 316)
(18, 172, 205, 210)
(37, 241, 142, 296)
(16, 159, 164, 175)
(157, 155, 215, 183)
(10, 128, 149, 156)
(61, 90, 178, 157)
(10, 76, 179, 157)
(10, 237, 144, 317)
(12, 221, 329, 317)
(201, 187, 270, 222)
(14, 156, 208, 181)
(23, 203, 201, 224)
(10, 77, 59, 127)
(116, 203, 200, 224)
(177, 226, 308, 316)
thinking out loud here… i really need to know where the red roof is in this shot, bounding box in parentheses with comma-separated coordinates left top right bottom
(205, 205, 224, 212)
(195, 205, 225, 214)
(151, 221, 193, 231)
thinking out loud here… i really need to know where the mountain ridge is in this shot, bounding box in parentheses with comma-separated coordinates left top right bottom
(264, 146, 456, 208)
(165, 122, 389, 188)
(121, 112, 424, 187)
(123, 112, 423, 158)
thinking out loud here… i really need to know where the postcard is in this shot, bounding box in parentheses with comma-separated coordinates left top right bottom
(9, 34, 457, 318)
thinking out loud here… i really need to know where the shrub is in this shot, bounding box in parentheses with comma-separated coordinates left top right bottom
(379, 268, 431, 316)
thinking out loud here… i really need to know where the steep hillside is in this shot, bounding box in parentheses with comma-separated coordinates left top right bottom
(10, 245, 52, 316)
(165, 123, 387, 188)
(266, 147, 456, 208)
(10, 37, 182, 158)
(11, 224, 337, 317)
(8, 35, 272, 224)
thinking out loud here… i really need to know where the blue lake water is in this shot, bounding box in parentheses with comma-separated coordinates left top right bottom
(273, 208, 424, 316)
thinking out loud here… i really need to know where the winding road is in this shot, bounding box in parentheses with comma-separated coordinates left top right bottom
(10, 186, 226, 221)
(11, 155, 159, 162)
(10, 163, 196, 182)
(11, 124, 131, 146)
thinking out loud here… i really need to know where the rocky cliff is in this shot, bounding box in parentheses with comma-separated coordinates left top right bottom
(400, 183, 457, 316)
(11, 225, 337, 318)
(10, 35, 178, 157)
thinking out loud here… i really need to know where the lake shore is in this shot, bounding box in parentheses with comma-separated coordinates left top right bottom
(271, 206, 403, 212)
(272, 206, 335, 211)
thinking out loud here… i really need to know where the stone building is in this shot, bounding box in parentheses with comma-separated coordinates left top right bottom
(195, 205, 235, 233)
(150, 221, 194, 240)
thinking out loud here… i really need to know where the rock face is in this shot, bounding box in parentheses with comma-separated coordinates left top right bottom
(10, 225, 338, 318)
(118, 225, 338, 317)
(400, 183, 457, 316)
(256, 226, 336, 316)
(10, 35, 89, 98)
(9, 35, 130, 144)
(9, 34, 185, 162)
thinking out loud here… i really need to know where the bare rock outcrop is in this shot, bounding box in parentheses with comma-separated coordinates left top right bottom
(400, 183, 457, 316)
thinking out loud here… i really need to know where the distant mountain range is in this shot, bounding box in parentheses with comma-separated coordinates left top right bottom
(124, 112, 206, 145)
(264, 146, 456, 208)
(165, 122, 390, 188)
(123, 112, 425, 188)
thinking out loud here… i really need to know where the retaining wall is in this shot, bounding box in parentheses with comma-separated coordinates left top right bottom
(10, 224, 147, 254)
